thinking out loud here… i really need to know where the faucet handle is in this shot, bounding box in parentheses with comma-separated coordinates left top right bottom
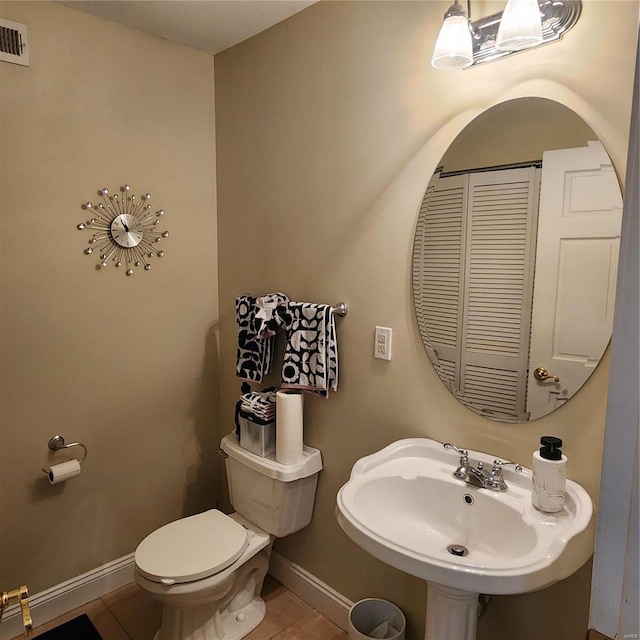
(491, 459, 523, 474)
(444, 443, 468, 461)
(488, 459, 523, 488)
(444, 444, 470, 481)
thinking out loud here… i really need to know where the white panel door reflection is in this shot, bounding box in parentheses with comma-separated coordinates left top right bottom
(527, 141, 623, 420)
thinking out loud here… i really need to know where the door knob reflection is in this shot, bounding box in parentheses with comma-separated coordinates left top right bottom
(533, 367, 560, 383)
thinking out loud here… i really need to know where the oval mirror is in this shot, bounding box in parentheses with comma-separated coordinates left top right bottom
(412, 98, 623, 422)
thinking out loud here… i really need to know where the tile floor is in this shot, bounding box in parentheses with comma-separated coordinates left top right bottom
(15, 575, 347, 640)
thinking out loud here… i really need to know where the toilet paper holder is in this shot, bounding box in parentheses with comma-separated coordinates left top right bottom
(41, 435, 88, 475)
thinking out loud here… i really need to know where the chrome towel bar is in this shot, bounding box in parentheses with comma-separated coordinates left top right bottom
(331, 302, 348, 317)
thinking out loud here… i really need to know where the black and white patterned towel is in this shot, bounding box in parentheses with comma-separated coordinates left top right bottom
(280, 302, 338, 398)
(235, 293, 289, 382)
(251, 293, 289, 337)
(240, 387, 277, 421)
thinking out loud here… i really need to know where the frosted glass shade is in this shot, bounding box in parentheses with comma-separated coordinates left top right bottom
(431, 15, 473, 70)
(496, 0, 543, 51)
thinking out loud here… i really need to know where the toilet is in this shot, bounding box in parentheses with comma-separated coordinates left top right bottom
(134, 432, 322, 640)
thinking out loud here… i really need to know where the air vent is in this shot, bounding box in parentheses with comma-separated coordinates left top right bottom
(0, 18, 29, 66)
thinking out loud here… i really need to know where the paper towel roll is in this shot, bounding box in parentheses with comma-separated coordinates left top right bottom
(45, 459, 81, 485)
(276, 390, 304, 465)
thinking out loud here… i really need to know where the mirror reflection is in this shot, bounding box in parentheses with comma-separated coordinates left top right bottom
(412, 98, 623, 422)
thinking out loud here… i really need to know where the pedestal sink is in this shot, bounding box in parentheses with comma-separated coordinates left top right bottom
(335, 438, 595, 640)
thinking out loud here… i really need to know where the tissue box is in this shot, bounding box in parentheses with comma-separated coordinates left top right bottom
(238, 411, 276, 458)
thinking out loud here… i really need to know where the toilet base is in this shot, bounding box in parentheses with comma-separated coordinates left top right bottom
(153, 597, 266, 640)
(143, 533, 272, 640)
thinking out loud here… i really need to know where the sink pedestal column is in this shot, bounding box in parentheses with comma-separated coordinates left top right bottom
(425, 583, 478, 640)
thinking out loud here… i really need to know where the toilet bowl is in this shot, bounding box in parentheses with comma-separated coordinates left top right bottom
(134, 432, 322, 640)
(135, 511, 272, 640)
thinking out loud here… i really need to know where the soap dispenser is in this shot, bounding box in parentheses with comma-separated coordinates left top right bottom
(532, 436, 567, 513)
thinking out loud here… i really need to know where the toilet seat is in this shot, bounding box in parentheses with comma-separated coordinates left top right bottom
(135, 509, 249, 585)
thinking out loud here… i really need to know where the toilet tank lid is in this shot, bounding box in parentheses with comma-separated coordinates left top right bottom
(221, 432, 322, 481)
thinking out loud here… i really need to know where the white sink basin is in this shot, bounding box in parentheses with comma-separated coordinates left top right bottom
(336, 438, 595, 596)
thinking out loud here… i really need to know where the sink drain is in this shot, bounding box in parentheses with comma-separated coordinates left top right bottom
(447, 544, 469, 557)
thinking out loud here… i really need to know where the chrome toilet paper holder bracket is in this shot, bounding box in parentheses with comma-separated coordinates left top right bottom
(41, 434, 88, 475)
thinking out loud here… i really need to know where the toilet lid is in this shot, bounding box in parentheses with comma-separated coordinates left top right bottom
(135, 510, 249, 585)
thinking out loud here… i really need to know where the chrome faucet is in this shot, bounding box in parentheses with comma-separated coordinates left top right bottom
(444, 443, 522, 492)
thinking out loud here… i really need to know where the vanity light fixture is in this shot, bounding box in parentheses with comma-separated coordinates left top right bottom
(431, 0, 581, 71)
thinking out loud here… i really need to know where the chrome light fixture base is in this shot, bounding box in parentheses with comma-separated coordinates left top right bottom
(470, 0, 582, 66)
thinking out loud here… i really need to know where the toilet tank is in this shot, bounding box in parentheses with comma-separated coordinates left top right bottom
(220, 433, 323, 538)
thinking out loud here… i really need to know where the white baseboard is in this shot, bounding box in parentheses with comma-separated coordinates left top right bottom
(268, 550, 353, 631)
(0, 554, 135, 640)
(1, 550, 351, 638)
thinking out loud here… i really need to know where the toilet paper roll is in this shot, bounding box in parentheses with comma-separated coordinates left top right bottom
(276, 390, 304, 465)
(45, 459, 82, 485)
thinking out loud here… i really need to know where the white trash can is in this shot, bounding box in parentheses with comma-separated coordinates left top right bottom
(348, 598, 406, 640)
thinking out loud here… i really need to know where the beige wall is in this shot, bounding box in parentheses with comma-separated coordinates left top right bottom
(215, 2, 638, 639)
(0, 2, 219, 593)
(440, 97, 597, 172)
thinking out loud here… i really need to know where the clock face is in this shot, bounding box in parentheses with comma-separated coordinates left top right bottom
(110, 213, 144, 248)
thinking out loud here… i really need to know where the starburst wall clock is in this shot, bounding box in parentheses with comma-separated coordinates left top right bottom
(77, 185, 169, 276)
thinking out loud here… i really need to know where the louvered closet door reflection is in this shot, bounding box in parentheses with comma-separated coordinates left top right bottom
(413, 173, 467, 393)
(459, 168, 540, 420)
